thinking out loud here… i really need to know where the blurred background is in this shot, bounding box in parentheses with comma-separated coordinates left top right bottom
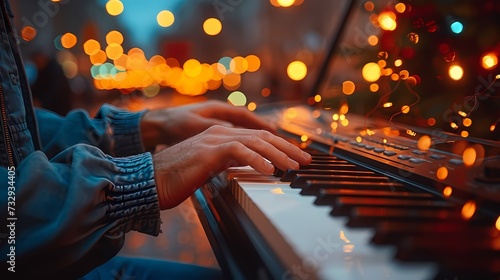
(11, 0, 348, 116)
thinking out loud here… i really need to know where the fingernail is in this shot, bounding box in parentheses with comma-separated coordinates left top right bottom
(288, 158, 300, 170)
(302, 151, 312, 161)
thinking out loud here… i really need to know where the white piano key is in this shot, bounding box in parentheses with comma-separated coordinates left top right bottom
(228, 167, 438, 280)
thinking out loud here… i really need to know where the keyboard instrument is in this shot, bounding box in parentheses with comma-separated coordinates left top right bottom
(192, 105, 500, 280)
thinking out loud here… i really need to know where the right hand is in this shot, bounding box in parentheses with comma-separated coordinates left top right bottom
(153, 125, 312, 209)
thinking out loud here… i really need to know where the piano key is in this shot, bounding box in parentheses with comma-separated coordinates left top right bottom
(225, 168, 438, 280)
(371, 221, 496, 244)
(309, 159, 350, 164)
(395, 235, 500, 262)
(347, 207, 464, 227)
(281, 169, 375, 182)
(299, 163, 360, 170)
(297, 180, 406, 195)
(292, 174, 390, 187)
(330, 197, 455, 216)
(314, 189, 435, 205)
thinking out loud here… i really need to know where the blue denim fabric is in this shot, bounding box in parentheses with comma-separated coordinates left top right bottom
(82, 256, 223, 280)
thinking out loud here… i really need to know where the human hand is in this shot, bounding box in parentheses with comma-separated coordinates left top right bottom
(140, 100, 276, 150)
(153, 125, 312, 209)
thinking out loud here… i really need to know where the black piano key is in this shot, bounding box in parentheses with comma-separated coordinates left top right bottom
(304, 150, 331, 156)
(292, 174, 390, 188)
(299, 163, 360, 170)
(281, 169, 375, 182)
(433, 259, 500, 280)
(395, 235, 500, 263)
(309, 159, 349, 164)
(371, 221, 495, 244)
(347, 207, 463, 227)
(297, 180, 406, 195)
(273, 166, 287, 177)
(310, 155, 339, 160)
(274, 163, 358, 177)
(330, 197, 455, 216)
(314, 189, 435, 205)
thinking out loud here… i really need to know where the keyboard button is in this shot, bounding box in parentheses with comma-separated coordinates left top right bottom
(374, 148, 386, 153)
(412, 149, 427, 155)
(398, 155, 412, 160)
(430, 154, 446, 160)
(409, 158, 426, 164)
(449, 158, 464, 165)
(365, 145, 375, 150)
(383, 150, 397, 156)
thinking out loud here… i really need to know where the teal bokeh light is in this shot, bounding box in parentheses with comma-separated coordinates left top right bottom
(450, 21, 463, 34)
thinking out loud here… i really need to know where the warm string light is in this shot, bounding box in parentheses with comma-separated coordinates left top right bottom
(449, 74, 500, 120)
(389, 78, 421, 124)
(443, 75, 500, 133)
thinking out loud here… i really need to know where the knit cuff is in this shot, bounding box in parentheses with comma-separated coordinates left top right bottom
(105, 152, 161, 236)
(100, 105, 146, 157)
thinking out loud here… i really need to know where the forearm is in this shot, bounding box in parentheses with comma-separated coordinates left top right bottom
(0, 145, 160, 278)
(35, 105, 146, 159)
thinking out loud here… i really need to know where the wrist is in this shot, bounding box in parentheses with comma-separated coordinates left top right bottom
(140, 110, 163, 151)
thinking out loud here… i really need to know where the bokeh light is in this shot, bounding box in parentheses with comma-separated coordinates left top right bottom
(450, 21, 464, 34)
(378, 11, 397, 31)
(342, 81, 355, 95)
(277, 0, 295, 7)
(157, 10, 175, 27)
(60, 33, 77, 49)
(362, 62, 382, 82)
(21, 26, 37, 41)
(461, 200, 476, 220)
(481, 52, 498, 69)
(443, 186, 452, 197)
(449, 65, 464, 80)
(106, 30, 124, 45)
(203, 18, 222, 36)
(106, 0, 124, 16)
(368, 35, 378, 46)
(227, 91, 247, 106)
(395, 3, 406, 13)
(462, 147, 477, 166)
(401, 105, 410, 114)
(436, 166, 448, 180)
(84, 39, 101, 56)
(417, 135, 431, 150)
(245, 55, 261, 72)
(287, 61, 307, 81)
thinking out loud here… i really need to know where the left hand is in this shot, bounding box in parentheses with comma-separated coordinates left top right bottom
(140, 100, 276, 150)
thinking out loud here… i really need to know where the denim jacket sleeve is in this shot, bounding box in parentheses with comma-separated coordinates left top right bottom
(35, 104, 147, 159)
(0, 105, 162, 278)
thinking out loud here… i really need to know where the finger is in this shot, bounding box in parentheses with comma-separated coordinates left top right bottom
(200, 102, 277, 132)
(217, 127, 311, 166)
(196, 116, 234, 129)
(221, 141, 276, 175)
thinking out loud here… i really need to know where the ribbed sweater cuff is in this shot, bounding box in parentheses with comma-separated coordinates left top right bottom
(106, 107, 146, 157)
(105, 152, 161, 236)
